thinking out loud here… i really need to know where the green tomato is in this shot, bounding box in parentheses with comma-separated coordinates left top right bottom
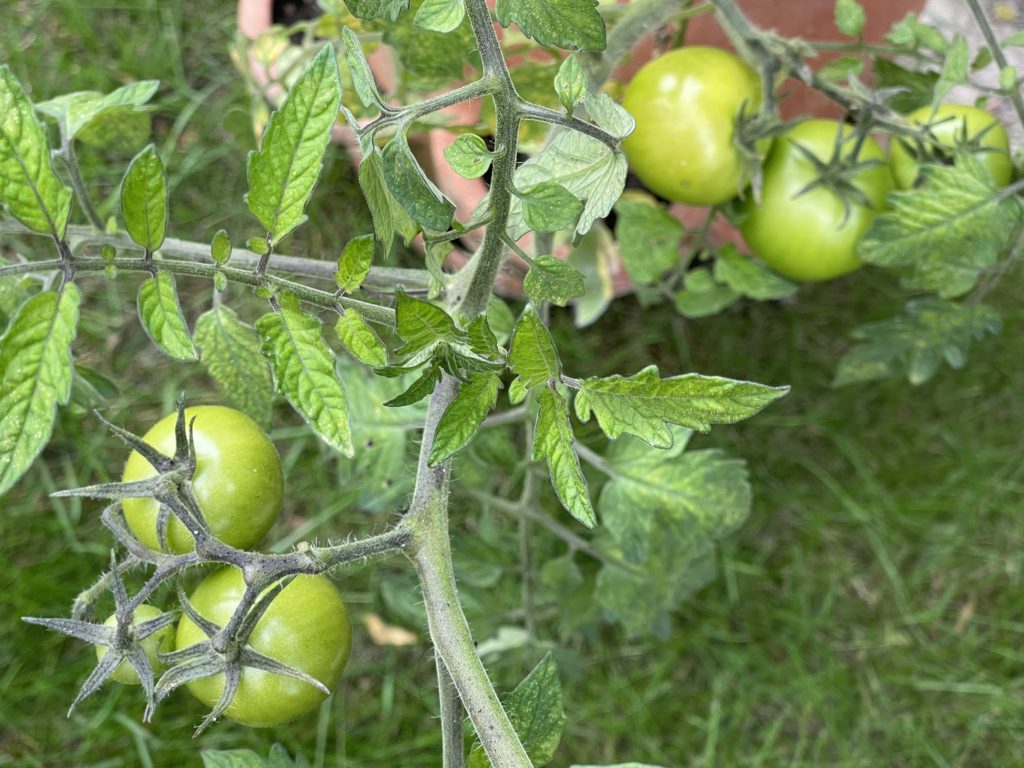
(739, 119, 894, 282)
(890, 103, 1012, 189)
(622, 46, 763, 206)
(96, 604, 174, 685)
(175, 568, 351, 727)
(122, 406, 283, 553)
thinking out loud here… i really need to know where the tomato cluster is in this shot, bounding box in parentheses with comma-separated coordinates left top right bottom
(114, 406, 351, 727)
(621, 47, 1013, 283)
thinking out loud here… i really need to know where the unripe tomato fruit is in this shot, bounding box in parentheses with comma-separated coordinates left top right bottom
(739, 119, 894, 282)
(96, 604, 175, 685)
(175, 568, 351, 727)
(890, 104, 1012, 189)
(122, 406, 284, 553)
(622, 46, 763, 206)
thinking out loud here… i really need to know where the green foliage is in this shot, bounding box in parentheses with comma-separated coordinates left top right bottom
(256, 293, 354, 456)
(136, 271, 198, 361)
(342, 27, 383, 108)
(535, 387, 596, 527)
(595, 428, 751, 637)
(201, 744, 311, 767)
(674, 268, 739, 318)
(380, 132, 456, 232)
(245, 44, 342, 245)
(523, 255, 586, 307)
(210, 229, 232, 265)
(121, 144, 167, 252)
(517, 182, 584, 233)
(413, 0, 465, 33)
(359, 147, 418, 254)
(613, 193, 684, 285)
(195, 305, 274, 426)
(444, 134, 494, 180)
(0, 66, 71, 237)
(468, 653, 567, 768)
(859, 157, 1022, 297)
(36, 80, 158, 147)
(335, 234, 375, 294)
(714, 246, 797, 301)
(385, 0, 478, 88)
(509, 307, 560, 389)
(0, 286, 80, 495)
(554, 55, 586, 116)
(494, 0, 607, 52)
(336, 310, 389, 367)
(834, 0, 865, 38)
(575, 365, 788, 447)
(835, 299, 1002, 386)
(429, 373, 501, 465)
(343, 0, 410, 21)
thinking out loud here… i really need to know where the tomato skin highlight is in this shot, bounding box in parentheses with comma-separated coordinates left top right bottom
(175, 568, 352, 728)
(121, 406, 284, 554)
(622, 46, 763, 206)
(96, 604, 174, 685)
(739, 119, 894, 282)
(890, 103, 1012, 189)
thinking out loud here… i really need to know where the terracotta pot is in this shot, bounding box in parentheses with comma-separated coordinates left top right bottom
(237, 0, 926, 298)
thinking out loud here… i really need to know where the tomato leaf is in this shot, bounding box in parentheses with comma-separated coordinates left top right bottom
(429, 373, 501, 465)
(0, 66, 72, 238)
(595, 429, 750, 636)
(505, 126, 627, 239)
(443, 134, 493, 180)
(395, 291, 464, 357)
(335, 234, 375, 294)
(342, 27, 383, 109)
(256, 294, 354, 456)
(384, 0, 478, 89)
(359, 147, 418, 256)
(383, 362, 441, 407)
(834, 299, 1001, 387)
(554, 55, 586, 116)
(0, 286, 80, 496)
(137, 271, 198, 361)
(834, 0, 865, 38)
(523, 255, 585, 307)
(934, 34, 969, 105)
(575, 365, 788, 448)
(36, 80, 159, 144)
(494, 0, 606, 52)
(199, 749, 266, 768)
(335, 309, 389, 368)
(673, 268, 738, 319)
(210, 229, 232, 265)
(380, 132, 455, 232)
(713, 246, 797, 301)
(121, 144, 167, 252)
(508, 306, 560, 389)
(534, 387, 595, 528)
(517, 182, 584, 233)
(467, 653, 566, 768)
(413, 0, 465, 33)
(613, 193, 684, 285)
(245, 44, 341, 246)
(565, 221, 616, 327)
(195, 305, 274, 427)
(859, 156, 1022, 298)
(343, 0, 410, 21)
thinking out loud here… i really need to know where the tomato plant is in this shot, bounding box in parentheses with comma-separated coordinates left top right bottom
(175, 568, 351, 727)
(622, 46, 763, 206)
(890, 103, 1012, 189)
(96, 604, 175, 685)
(121, 406, 284, 553)
(739, 119, 893, 282)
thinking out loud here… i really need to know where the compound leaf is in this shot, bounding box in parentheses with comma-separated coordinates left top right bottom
(859, 157, 1022, 298)
(0, 285, 80, 495)
(246, 44, 341, 245)
(195, 306, 273, 427)
(834, 298, 1001, 386)
(256, 294, 354, 456)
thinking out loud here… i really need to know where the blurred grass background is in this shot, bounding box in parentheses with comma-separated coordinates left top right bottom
(2, 1, 1024, 766)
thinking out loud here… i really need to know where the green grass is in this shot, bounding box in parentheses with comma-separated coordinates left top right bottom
(3, 3, 1024, 767)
